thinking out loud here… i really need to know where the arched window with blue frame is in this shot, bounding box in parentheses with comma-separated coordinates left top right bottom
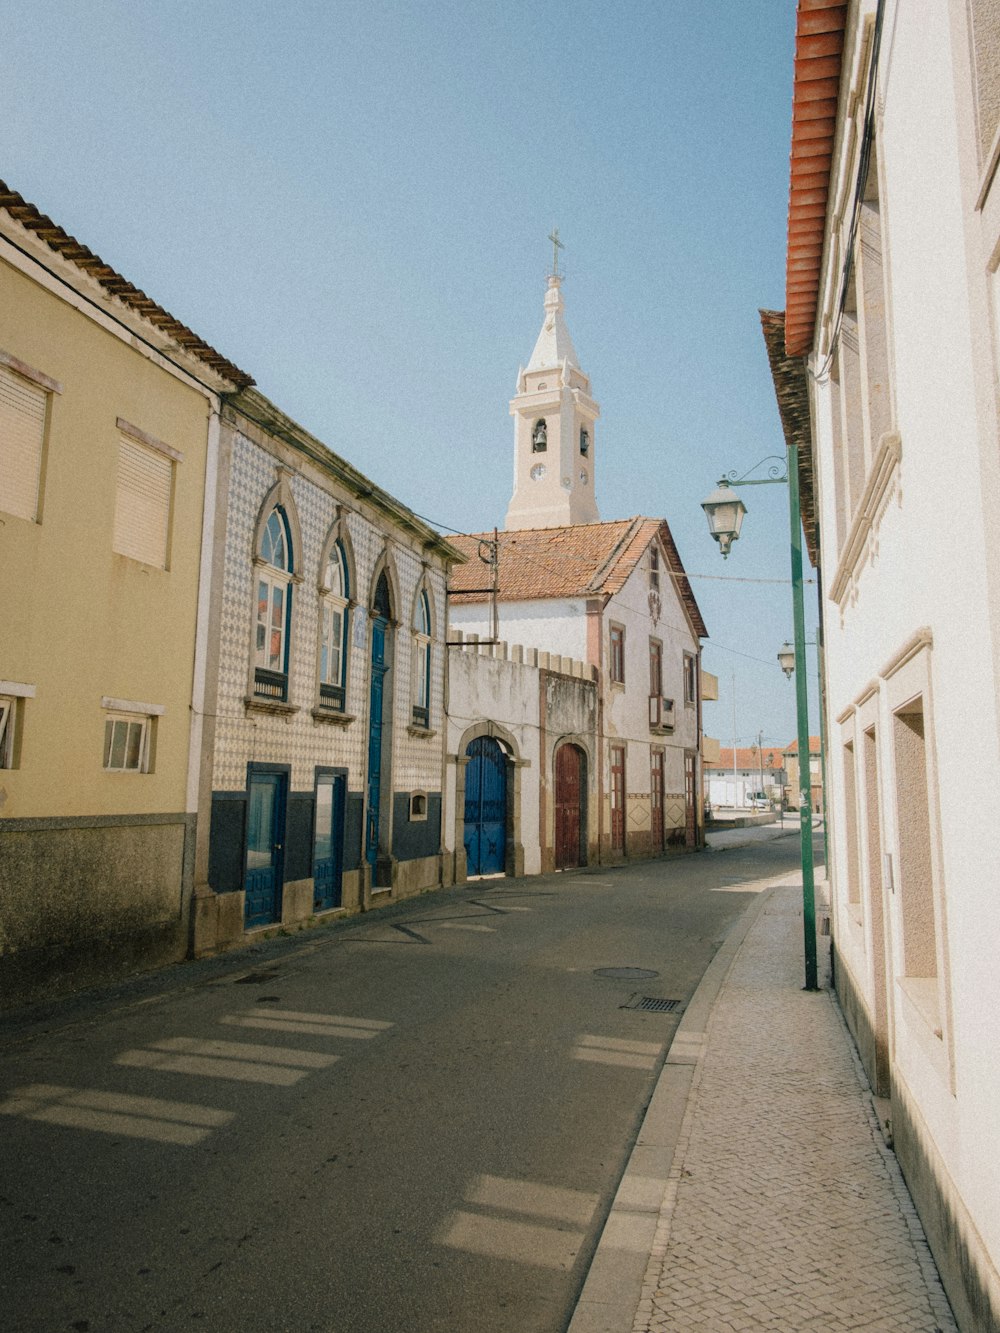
(412, 586, 432, 728)
(319, 539, 350, 712)
(254, 507, 293, 702)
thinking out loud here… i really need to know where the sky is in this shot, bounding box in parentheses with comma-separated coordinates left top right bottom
(2, 0, 820, 749)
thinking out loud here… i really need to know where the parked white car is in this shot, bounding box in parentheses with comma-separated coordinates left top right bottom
(747, 792, 770, 810)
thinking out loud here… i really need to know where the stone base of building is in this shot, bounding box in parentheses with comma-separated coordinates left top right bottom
(0, 813, 194, 1009)
(835, 943, 1000, 1331)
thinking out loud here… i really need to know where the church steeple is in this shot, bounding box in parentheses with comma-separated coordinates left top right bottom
(505, 249, 600, 530)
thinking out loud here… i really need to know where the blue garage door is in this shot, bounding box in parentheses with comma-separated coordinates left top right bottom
(464, 737, 506, 876)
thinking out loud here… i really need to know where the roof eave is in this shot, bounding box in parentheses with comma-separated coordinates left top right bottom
(783, 2, 848, 357)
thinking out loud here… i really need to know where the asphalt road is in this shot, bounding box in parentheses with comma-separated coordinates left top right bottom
(0, 836, 802, 1333)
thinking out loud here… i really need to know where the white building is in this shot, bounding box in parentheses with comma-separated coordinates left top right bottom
(766, 2, 1000, 1325)
(452, 273, 708, 860)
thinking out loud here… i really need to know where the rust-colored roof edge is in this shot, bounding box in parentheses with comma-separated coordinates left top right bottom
(784, 1, 848, 356)
(0, 180, 254, 390)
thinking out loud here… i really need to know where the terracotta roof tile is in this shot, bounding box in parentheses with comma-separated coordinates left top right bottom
(706, 747, 786, 771)
(784, 735, 822, 754)
(449, 517, 707, 638)
(784, 1, 848, 355)
(0, 180, 254, 390)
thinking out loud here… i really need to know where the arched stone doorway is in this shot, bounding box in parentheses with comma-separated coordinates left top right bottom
(464, 736, 507, 875)
(453, 722, 525, 882)
(554, 742, 587, 870)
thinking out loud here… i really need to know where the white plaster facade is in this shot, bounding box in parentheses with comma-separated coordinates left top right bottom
(450, 521, 705, 859)
(789, 3, 1000, 1324)
(444, 637, 598, 878)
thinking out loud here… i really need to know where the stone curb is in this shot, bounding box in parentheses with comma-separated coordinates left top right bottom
(566, 884, 778, 1333)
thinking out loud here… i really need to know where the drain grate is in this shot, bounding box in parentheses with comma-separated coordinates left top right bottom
(620, 993, 684, 1014)
(233, 969, 280, 985)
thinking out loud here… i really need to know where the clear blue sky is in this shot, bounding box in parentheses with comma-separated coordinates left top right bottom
(2, 0, 819, 748)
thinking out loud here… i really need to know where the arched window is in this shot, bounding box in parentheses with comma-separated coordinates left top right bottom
(319, 540, 350, 712)
(579, 426, 590, 456)
(412, 587, 432, 728)
(532, 419, 547, 452)
(254, 508, 293, 701)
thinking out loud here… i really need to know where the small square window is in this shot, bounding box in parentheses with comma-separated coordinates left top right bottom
(103, 713, 153, 772)
(0, 697, 15, 769)
(409, 791, 428, 822)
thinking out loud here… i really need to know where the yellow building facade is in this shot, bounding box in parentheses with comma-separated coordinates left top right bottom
(0, 185, 249, 1003)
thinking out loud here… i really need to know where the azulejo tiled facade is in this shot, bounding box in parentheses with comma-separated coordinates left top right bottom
(191, 390, 460, 955)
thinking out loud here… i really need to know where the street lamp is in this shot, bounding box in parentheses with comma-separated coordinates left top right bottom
(777, 641, 795, 678)
(701, 455, 819, 991)
(701, 480, 747, 559)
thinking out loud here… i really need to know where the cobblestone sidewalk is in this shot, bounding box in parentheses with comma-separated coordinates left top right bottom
(633, 887, 956, 1333)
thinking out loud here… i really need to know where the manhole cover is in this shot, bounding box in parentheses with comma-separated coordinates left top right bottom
(593, 966, 659, 981)
(620, 994, 684, 1013)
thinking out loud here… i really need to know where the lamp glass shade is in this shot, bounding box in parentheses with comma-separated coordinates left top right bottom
(777, 641, 796, 678)
(701, 481, 747, 557)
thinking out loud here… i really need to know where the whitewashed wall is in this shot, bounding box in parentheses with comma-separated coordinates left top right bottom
(809, 1, 1000, 1320)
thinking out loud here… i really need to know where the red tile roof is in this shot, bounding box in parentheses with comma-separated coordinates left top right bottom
(784, 1, 848, 356)
(784, 735, 822, 754)
(449, 517, 708, 638)
(0, 180, 254, 390)
(706, 747, 786, 771)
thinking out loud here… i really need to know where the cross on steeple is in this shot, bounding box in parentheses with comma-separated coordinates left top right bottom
(548, 227, 564, 277)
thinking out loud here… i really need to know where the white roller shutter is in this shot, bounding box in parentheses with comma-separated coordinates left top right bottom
(113, 435, 172, 568)
(0, 364, 46, 521)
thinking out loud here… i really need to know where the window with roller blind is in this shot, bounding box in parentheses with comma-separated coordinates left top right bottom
(0, 355, 59, 523)
(112, 423, 177, 569)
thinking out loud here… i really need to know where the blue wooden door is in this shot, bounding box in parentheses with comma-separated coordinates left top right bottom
(464, 737, 506, 875)
(245, 772, 285, 926)
(313, 774, 345, 912)
(366, 618, 387, 867)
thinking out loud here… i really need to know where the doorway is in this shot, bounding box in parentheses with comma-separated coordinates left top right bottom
(464, 736, 507, 875)
(313, 771, 345, 912)
(555, 743, 586, 869)
(244, 769, 286, 927)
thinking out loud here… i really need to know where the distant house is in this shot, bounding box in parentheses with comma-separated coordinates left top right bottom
(782, 736, 822, 815)
(703, 745, 787, 808)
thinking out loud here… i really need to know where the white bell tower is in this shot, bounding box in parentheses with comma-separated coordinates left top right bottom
(504, 240, 600, 530)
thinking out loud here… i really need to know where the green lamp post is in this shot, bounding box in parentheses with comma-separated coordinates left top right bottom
(702, 454, 819, 992)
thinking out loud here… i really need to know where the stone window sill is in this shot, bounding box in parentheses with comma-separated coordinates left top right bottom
(407, 724, 437, 739)
(312, 708, 355, 727)
(244, 697, 299, 718)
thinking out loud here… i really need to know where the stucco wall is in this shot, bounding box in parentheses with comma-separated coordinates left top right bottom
(0, 236, 216, 1003)
(810, 1, 1000, 1321)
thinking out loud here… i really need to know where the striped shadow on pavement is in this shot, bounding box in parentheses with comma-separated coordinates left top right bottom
(220, 1009, 393, 1039)
(0, 1083, 233, 1146)
(436, 1174, 598, 1270)
(116, 1036, 338, 1085)
(572, 1034, 664, 1070)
